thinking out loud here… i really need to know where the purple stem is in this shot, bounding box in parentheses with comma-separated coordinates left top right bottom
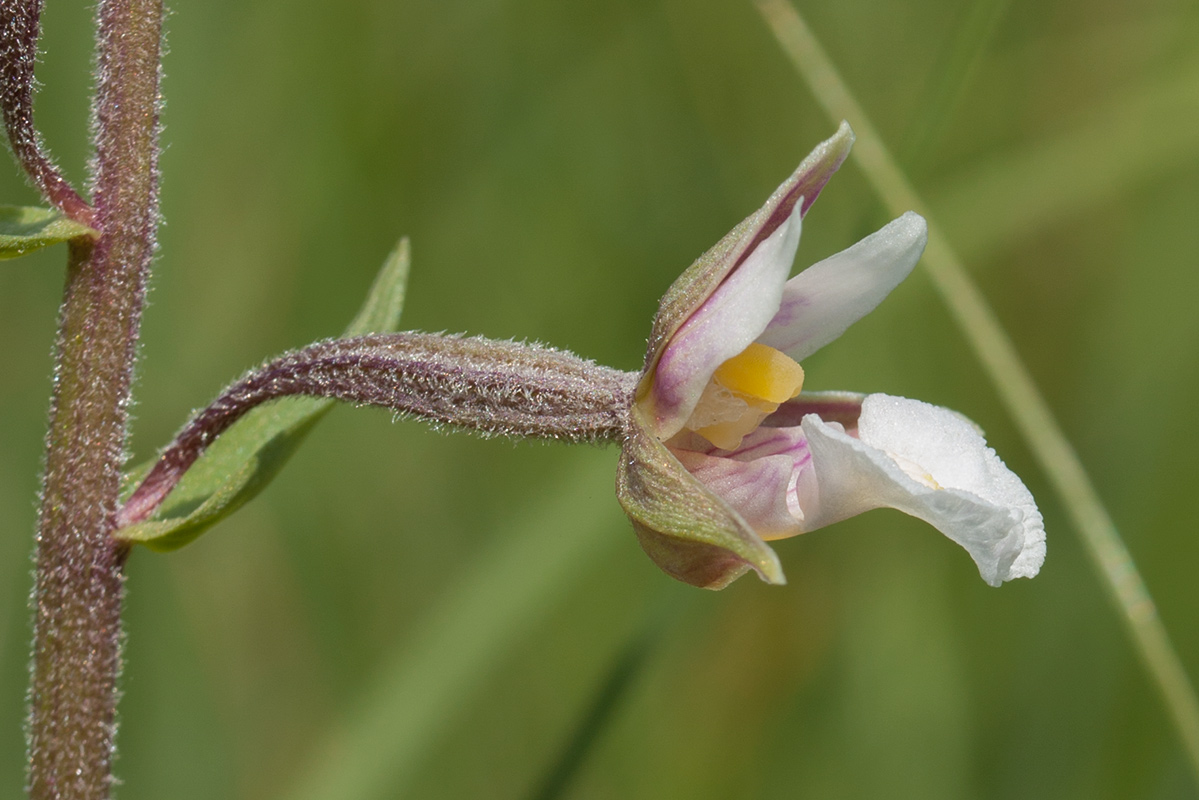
(27, 0, 161, 796)
(119, 333, 637, 528)
(763, 393, 863, 429)
(0, 0, 96, 225)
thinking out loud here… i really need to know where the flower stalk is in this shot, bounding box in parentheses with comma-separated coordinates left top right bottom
(26, 0, 162, 796)
(119, 334, 636, 528)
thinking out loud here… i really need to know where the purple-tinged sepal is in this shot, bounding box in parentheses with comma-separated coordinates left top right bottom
(638, 121, 854, 439)
(616, 404, 784, 589)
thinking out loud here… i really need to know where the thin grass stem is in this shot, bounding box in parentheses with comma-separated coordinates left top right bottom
(753, 0, 1199, 782)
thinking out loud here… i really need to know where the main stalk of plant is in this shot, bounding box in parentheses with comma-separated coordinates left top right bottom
(26, 0, 162, 796)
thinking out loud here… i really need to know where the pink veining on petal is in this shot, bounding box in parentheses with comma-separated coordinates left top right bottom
(675, 450, 803, 539)
(722, 425, 810, 462)
(670, 424, 811, 461)
(670, 423, 815, 540)
(765, 292, 811, 332)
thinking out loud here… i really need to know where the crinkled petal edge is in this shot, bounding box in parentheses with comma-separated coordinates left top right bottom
(797, 398, 1045, 586)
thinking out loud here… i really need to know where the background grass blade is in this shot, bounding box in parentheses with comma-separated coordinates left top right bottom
(930, 60, 1199, 260)
(753, 0, 1199, 782)
(897, 0, 1010, 178)
(527, 607, 664, 800)
(280, 452, 623, 800)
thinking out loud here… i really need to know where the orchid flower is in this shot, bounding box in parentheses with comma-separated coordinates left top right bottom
(616, 122, 1046, 590)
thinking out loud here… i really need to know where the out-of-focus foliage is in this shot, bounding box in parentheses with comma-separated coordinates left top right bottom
(1, 0, 1197, 798)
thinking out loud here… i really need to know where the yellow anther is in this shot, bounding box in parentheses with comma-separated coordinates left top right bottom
(711, 342, 805, 403)
(684, 343, 807, 450)
(694, 397, 779, 450)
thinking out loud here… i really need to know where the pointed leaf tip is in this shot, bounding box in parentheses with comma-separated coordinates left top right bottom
(345, 237, 411, 336)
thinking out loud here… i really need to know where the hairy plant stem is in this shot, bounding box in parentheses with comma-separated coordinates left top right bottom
(119, 333, 637, 527)
(27, 0, 162, 796)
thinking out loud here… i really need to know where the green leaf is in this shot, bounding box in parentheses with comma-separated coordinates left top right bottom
(117, 237, 412, 550)
(342, 237, 412, 337)
(0, 205, 97, 259)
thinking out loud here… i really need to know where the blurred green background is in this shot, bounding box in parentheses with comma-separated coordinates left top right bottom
(3, 0, 1199, 797)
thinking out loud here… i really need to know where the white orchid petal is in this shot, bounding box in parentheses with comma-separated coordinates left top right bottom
(758, 212, 928, 362)
(797, 394, 1045, 586)
(651, 201, 803, 438)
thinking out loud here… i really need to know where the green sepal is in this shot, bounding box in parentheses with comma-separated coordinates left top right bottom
(615, 404, 785, 589)
(0, 205, 97, 259)
(117, 238, 412, 551)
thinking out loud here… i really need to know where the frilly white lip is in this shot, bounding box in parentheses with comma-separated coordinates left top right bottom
(672, 393, 1046, 586)
(798, 394, 1046, 586)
